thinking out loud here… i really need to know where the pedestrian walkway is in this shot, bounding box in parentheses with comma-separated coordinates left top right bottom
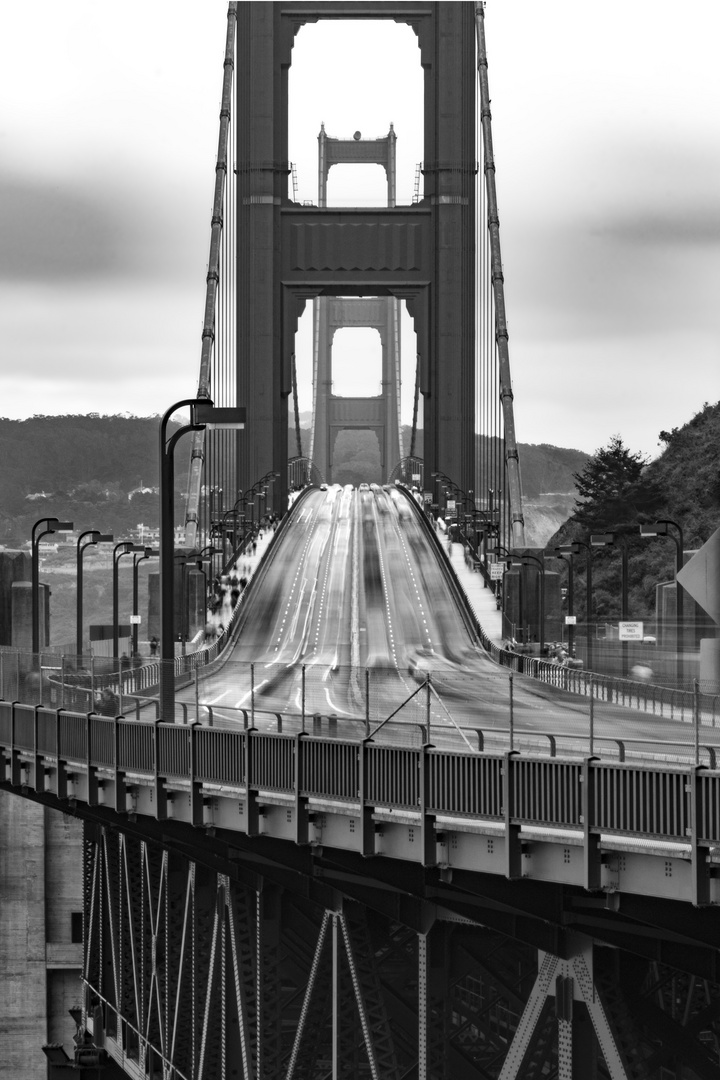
(189, 525, 277, 650)
(444, 536, 504, 648)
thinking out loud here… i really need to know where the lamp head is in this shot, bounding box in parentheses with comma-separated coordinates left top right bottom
(640, 522, 668, 537)
(191, 402, 246, 430)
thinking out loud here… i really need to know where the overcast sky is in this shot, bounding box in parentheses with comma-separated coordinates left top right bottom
(1, 1, 718, 461)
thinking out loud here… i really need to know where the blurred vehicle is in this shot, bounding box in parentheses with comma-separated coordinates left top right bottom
(406, 648, 467, 697)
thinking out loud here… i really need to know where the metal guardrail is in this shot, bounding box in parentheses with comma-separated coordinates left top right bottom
(489, 649, 720, 726)
(2, 701, 719, 850)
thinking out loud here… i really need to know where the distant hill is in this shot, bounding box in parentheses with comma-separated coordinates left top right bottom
(0, 415, 191, 544)
(517, 442, 589, 499)
(0, 413, 589, 548)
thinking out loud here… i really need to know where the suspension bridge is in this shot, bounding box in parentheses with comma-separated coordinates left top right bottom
(2, 4, 719, 1078)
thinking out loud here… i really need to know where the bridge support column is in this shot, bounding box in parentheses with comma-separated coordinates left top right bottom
(257, 882, 283, 1078)
(418, 923, 449, 1080)
(498, 935, 631, 1080)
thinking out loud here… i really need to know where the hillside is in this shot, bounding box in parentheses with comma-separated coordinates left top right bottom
(0, 415, 191, 545)
(547, 401, 720, 622)
(0, 413, 588, 549)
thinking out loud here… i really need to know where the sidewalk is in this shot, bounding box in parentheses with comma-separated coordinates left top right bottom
(188, 525, 277, 650)
(444, 537, 504, 648)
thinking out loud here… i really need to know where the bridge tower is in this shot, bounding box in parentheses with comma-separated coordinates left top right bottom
(235, 1, 477, 504)
(310, 124, 402, 482)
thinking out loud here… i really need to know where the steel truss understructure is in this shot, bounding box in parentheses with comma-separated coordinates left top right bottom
(81, 821, 720, 1079)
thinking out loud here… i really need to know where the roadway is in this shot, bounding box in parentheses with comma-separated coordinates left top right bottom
(181, 485, 720, 762)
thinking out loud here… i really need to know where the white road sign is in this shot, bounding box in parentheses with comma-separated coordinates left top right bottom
(618, 621, 643, 641)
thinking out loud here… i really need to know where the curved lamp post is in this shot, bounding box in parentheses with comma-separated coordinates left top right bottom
(76, 530, 113, 657)
(132, 547, 157, 656)
(113, 542, 143, 659)
(173, 545, 219, 648)
(32, 517, 73, 654)
(591, 532, 629, 675)
(551, 548, 575, 655)
(490, 544, 517, 638)
(551, 544, 581, 660)
(160, 399, 245, 720)
(554, 541, 594, 671)
(640, 519, 684, 684)
(514, 552, 546, 653)
(484, 489, 503, 580)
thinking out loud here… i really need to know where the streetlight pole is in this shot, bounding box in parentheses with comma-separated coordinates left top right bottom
(515, 552, 546, 653)
(76, 530, 113, 658)
(159, 399, 245, 721)
(132, 547, 156, 656)
(490, 544, 516, 639)
(113, 542, 142, 659)
(174, 546, 220, 649)
(174, 553, 192, 653)
(32, 517, 73, 654)
(591, 532, 629, 675)
(640, 519, 684, 685)
(555, 541, 594, 671)
(552, 550, 575, 655)
(551, 543, 590, 660)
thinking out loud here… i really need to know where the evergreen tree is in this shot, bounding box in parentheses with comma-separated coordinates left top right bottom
(572, 435, 663, 530)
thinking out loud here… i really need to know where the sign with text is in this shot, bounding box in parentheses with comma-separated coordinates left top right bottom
(130, 615, 142, 625)
(564, 615, 577, 625)
(446, 500, 456, 512)
(619, 621, 644, 641)
(490, 563, 505, 580)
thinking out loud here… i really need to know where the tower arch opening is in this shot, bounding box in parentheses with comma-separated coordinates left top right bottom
(331, 326, 382, 397)
(288, 20, 423, 208)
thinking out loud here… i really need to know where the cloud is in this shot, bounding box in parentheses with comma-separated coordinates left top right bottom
(0, 281, 203, 418)
(591, 210, 720, 248)
(0, 175, 133, 281)
(0, 168, 213, 288)
(510, 330, 720, 460)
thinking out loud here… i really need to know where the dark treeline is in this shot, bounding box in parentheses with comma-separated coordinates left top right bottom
(0, 415, 192, 544)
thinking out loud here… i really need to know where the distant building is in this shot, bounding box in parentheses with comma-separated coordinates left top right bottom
(128, 483, 159, 500)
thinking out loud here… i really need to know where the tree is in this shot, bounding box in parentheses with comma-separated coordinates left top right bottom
(572, 435, 663, 530)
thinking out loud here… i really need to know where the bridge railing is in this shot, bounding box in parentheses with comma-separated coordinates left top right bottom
(511, 652, 720, 726)
(470, 617, 720, 727)
(5, 650, 720, 767)
(2, 701, 719, 856)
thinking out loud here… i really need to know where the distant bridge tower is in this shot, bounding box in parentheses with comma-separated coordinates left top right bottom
(310, 125, 402, 482)
(234, 1, 478, 506)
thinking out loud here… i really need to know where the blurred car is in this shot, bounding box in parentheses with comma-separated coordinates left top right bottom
(406, 648, 467, 697)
